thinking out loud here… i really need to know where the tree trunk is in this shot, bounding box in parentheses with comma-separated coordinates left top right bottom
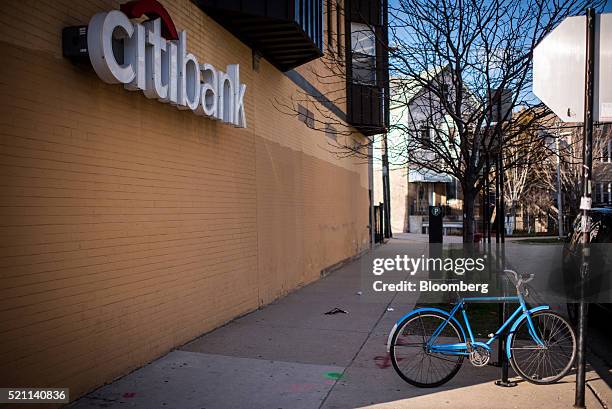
(509, 199, 516, 235)
(463, 188, 476, 243)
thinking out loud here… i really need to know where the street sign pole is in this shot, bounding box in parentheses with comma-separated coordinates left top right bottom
(494, 98, 514, 387)
(497, 95, 505, 243)
(575, 8, 595, 409)
(495, 156, 500, 244)
(485, 156, 491, 243)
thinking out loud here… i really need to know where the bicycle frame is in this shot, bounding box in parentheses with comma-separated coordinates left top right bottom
(427, 294, 546, 356)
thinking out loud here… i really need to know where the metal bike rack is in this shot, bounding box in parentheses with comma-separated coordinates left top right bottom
(493, 243, 516, 387)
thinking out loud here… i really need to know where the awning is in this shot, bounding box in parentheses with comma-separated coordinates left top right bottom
(408, 169, 453, 183)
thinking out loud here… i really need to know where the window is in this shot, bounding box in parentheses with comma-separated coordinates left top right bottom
(440, 84, 450, 103)
(419, 124, 430, 141)
(603, 182, 611, 204)
(446, 178, 457, 200)
(595, 183, 602, 204)
(350, 22, 376, 85)
(298, 104, 314, 128)
(603, 140, 612, 162)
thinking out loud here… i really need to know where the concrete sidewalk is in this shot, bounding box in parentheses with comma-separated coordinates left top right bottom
(69, 240, 610, 409)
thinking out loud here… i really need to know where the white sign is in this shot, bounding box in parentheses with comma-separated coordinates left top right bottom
(533, 13, 612, 123)
(87, 10, 247, 128)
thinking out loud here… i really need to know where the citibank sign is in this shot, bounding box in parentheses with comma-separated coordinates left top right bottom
(71, 0, 246, 128)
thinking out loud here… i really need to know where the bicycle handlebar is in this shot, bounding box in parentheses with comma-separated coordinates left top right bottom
(503, 269, 535, 292)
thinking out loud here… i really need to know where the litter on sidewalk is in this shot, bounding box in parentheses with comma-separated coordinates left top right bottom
(324, 307, 348, 315)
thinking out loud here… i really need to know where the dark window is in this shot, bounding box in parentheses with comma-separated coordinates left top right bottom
(440, 84, 450, 103)
(446, 179, 457, 200)
(419, 124, 430, 141)
(298, 104, 315, 128)
(595, 183, 602, 203)
(603, 182, 611, 204)
(603, 140, 611, 162)
(350, 22, 375, 85)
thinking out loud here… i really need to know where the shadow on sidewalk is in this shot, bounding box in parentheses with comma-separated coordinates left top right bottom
(69, 240, 609, 409)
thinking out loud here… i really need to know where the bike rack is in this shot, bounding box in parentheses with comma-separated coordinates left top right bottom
(494, 301, 517, 387)
(493, 244, 517, 387)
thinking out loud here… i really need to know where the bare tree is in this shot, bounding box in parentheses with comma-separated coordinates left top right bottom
(502, 111, 553, 234)
(533, 122, 612, 233)
(384, 0, 606, 242)
(275, 0, 606, 242)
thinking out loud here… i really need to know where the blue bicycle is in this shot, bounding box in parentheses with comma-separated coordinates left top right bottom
(387, 270, 576, 387)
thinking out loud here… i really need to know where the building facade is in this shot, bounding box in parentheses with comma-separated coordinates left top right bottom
(0, 0, 388, 403)
(376, 68, 464, 235)
(593, 124, 612, 206)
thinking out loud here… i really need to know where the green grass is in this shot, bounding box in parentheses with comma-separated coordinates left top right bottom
(416, 302, 517, 339)
(515, 237, 565, 245)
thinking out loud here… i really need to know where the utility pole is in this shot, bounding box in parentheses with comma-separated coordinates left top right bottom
(382, 133, 392, 239)
(368, 142, 375, 248)
(486, 156, 491, 242)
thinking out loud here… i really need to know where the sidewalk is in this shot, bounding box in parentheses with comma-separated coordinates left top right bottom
(69, 239, 610, 409)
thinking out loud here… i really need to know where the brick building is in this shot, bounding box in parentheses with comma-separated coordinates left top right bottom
(0, 0, 388, 404)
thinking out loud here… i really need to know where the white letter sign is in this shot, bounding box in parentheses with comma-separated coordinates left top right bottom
(86, 8, 247, 128)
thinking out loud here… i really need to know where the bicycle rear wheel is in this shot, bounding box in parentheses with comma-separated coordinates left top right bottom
(389, 312, 464, 388)
(509, 311, 576, 384)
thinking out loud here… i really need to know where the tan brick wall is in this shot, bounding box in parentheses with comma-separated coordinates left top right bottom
(0, 0, 370, 404)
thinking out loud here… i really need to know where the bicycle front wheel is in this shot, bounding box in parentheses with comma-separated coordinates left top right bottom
(390, 312, 464, 388)
(509, 311, 576, 384)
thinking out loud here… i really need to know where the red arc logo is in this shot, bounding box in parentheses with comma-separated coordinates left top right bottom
(120, 0, 179, 40)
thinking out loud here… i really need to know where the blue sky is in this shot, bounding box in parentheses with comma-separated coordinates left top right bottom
(388, 1, 610, 106)
(521, 1, 612, 12)
(390, 1, 611, 13)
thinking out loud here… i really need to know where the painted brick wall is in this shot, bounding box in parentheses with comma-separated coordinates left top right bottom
(0, 0, 370, 404)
